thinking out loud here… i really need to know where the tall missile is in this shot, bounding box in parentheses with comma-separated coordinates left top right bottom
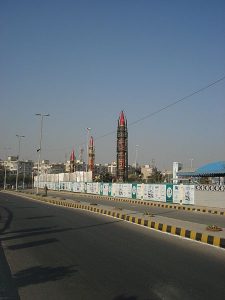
(88, 136, 95, 175)
(116, 111, 128, 182)
(70, 149, 76, 172)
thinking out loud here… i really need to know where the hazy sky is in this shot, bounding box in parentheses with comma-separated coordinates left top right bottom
(0, 0, 224, 170)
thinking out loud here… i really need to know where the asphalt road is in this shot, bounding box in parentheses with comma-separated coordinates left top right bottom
(0, 192, 225, 300)
(47, 190, 225, 228)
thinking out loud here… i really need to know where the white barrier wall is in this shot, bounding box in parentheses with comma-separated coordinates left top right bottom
(34, 171, 93, 183)
(34, 179, 195, 205)
(173, 184, 195, 205)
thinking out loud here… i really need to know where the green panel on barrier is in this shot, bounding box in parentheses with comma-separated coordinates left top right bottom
(166, 184, 173, 203)
(132, 183, 137, 199)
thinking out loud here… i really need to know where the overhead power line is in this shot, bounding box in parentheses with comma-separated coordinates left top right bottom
(40, 75, 225, 153)
(95, 75, 225, 141)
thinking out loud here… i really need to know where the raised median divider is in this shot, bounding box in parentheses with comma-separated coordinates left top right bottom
(71, 192, 225, 216)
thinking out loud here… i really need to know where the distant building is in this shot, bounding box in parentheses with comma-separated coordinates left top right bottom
(4, 156, 18, 174)
(3, 156, 33, 175)
(141, 165, 154, 180)
(161, 169, 173, 183)
(76, 160, 85, 172)
(33, 160, 49, 175)
(65, 160, 71, 173)
(108, 162, 117, 176)
(33, 160, 64, 175)
(48, 163, 65, 174)
(94, 164, 108, 176)
(173, 162, 183, 184)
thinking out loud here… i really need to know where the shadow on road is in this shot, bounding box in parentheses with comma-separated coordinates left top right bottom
(14, 265, 78, 288)
(0, 227, 74, 242)
(7, 238, 58, 250)
(26, 215, 55, 220)
(0, 206, 13, 233)
(1, 226, 57, 235)
(113, 295, 138, 300)
(1, 220, 123, 243)
(13, 206, 36, 209)
(71, 219, 123, 231)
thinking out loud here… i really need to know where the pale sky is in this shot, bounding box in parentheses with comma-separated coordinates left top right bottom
(0, 0, 225, 170)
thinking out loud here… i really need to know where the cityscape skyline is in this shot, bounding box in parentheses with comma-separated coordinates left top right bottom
(0, 1, 225, 170)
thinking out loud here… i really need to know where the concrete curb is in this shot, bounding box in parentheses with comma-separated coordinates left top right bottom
(17, 192, 225, 250)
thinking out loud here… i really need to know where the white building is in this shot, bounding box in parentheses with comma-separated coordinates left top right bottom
(3, 156, 33, 175)
(173, 162, 183, 184)
(33, 160, 65, 175)
(141, 165, 154, 180)
(108, 162, 117, 176)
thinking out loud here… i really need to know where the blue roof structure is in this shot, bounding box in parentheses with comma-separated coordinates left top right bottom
(177, 161, 225, 177)
(195, 161, 225, 175)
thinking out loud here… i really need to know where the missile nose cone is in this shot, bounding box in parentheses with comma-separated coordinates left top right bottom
(89, 136, 94, 147)
(70, 149, 75, 161)
(119, 111, 125, 126)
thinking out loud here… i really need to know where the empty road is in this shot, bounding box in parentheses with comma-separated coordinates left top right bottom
(0, 192, 225, 300)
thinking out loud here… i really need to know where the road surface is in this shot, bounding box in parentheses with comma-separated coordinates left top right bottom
(0, 192, 225, 300)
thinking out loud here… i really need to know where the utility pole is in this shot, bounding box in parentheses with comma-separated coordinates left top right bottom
(35, 113, 50, 194)
(3, 147, 11, 190)
(16, 135, 25, 191)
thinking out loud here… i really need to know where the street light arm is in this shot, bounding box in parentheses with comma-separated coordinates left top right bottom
(35, 113, 50, 117)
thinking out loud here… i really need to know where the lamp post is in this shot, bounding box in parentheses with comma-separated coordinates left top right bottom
(16, 135, 25, 191)
(35, 113, 50, 194)
(4, 161, 7, 190)
(134, 145, 139, 175)
(31, 171, 34, 191)
(86, 128, 91, 173)
(22, 162, 26, 189)
(134, 145, 139, 169)
(3, 147, 11, 190)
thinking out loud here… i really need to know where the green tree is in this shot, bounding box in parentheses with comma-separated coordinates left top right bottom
(147, 167, 162, 183)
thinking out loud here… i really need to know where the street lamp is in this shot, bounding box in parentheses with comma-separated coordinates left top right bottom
(3, 147, 11, 190)
(134, 145, 139, 177)
(16, 135, 25, 191)
(86, 127, 91, 173)
(134, 145, 139, 169)
(22, 162, 26, 189)
(35, 113, 50, 194)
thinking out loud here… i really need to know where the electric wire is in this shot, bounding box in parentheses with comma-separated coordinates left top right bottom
(94, 75, 225, 141)
(39, 75, 225, 154)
